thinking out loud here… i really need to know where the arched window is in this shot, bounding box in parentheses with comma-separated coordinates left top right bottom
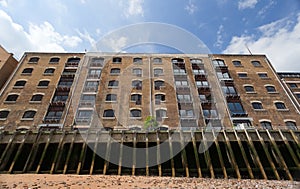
(132, 80, 142, 90)
(155, 94, 165, 104)
(212, 59, 225, 66)
(103, 109, 115, 117)
(131, 94, 142, 105)
(67, 57, 80, 63)
(265, 85, 276, 92)
(22, 68, 33, 74)
(252, 102, 263, 110)
(112, 57, 122, 63)
(244, 85, 254, 92)
(0, 110, 9, 119)
(154, 68, 163, 76)
(285, 121, 297, 130)
(28, 57, 39, 63)
(132, 68, 142, 76)
(5, 94, 19, 102)
(260, 121, 272, 130)
(232, 60, 242, 67)
(153, 58, 162, 64)
(44, 68, 55, 74)
(108, 80, 119, 87)
(22, 110, 36, 119)
(156, 109, 167, 120)
(154, 80, 164, 90)
(130, 109, 141, 117)
(133, 57, 142, 63)
(49, 57, 60, 63)
(106, 94, 117, 102)
(172, 58, 184, 63)
(30, 94, 43, 102)
(38, 80, 50, 87)
(110, 68, 120, 75)
(251, 60, 262, 67)
(90, 57, 104, 67)
(14, 80, 26, 87)
(275, 102, 287, 110)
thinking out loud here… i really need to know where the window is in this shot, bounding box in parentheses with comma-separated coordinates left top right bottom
(285, 121, 297, 130)
(30, 94, 43, 102)
(232, 60, 242, 67)
(203, 109, 218, 118)
(193, 69, 205, 75)
(265, 86, 276, 93)
(49, 57, 60, 63)
(252, 102, 263, 110)
(154, 68, 163, 76)
(131, 94, 142, 105)
(103, 109, 115, 117)
(46, 111, 63, 120)
(275, 102, 287, 110)
(296, 94, 300, 99)
(106, 94, 117, 102)
(112, 57, 122, 63)
(258, 73, 268, 78)
(228, 102, 246, 116)
(154, 80, 164, 90)
(133, 57, 142, 64)
(212, 59, 225, 66)
(153, 58, 162, 64)
(28, 57, 39, 63)
(14, 80, 26, 87)
(216, 72, 230, 79)
(38, 80, 50, 87)
(251, 61, 262, 67)
(67, 57, 80, 63)
(53, 92, 68, 102)
(156, 109, 167, 119)
(172, 58, 184, 63)
(110, 68, 120, 75)
(108, 80, 119, 87)
(82, 94, 96, 101)
(0, 110, 9, 119)
(238, 73, 248, 78)
(244, 85, 255, 92)
(22, 110, 36, 119)
(196, 81, 209, 87)
(222, 86, 237, 95)
(77, 110, 92, 118)
(175, 80, 188, 86)
(22, 68, 33, 74)
(177, 94, 191, 102)
(289, 83, 298, 88)
(132, 68, 142, 76)
(173, 69, 186, 75)
(90, 57, 104, 67)
(84, 81, 99, 91)
(130, 109, 142, 117)
(190, 59, 202, 64)
(88, 69, 101, 78)
(155, 94, 166, 104)
(5, 94, 19, 102)
(44, 68, 55, 75)
(260, 121, 272, 130)
(179, 109, 194, 117)
(132, 80, 142, 90)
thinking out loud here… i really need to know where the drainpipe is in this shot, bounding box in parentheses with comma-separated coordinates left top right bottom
(148, 55, 153, 116)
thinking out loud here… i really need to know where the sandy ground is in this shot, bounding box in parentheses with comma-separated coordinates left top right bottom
(0, 174, 299, 189)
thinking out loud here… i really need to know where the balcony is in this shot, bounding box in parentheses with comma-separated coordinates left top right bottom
(83, 86, 98, 92)
(43, 117, 61, 123)
(75, 117, 92, 125)
(87, 74, 100, 79)
(65, 62, 79, 68)
(79, 100, 95, 108)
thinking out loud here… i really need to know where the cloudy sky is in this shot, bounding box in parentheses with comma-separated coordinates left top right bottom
(0, 0, 299, 71)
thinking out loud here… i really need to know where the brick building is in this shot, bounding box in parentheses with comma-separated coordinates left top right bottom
(0, 52, 299, 131)
(0, 45, 18, 91)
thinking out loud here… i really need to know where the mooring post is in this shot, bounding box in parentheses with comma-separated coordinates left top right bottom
(36, 131, 54, 173)
(0, 132, 17, 170)
(156, 131, 162, 177)
(266, 130, 293, 181)
(279, 130, 300, 167)
(179, 130, 189, 177)
(191, 131, 202, 178)
(63, 130, 78, 174)
(117, 131, 124, 176)
(89, 130, 100, 175)
(76, 130, 90, 174)
(51, 131, 66, 174)
(233, 130, 254, 179)
(244, 129, 267, 179)
(202, 130, 214, 179)
(8, 131, 30, 173)
(212, 130, 227, 179)
(103, 132, 112, 175)
(145, 132, 149, 176)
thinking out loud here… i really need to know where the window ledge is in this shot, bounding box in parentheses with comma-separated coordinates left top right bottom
(29, 101, 42, 104)
(28, 62, 38, 64)
(105, 101, 117, 103)
(37, 86, 49, 89)
(0, 118, 7, 121)
(21, 118, 34, 121)
(110, 73, 120, 76)
(13, 86, 24, 89)
(277, 109, 290, 112)
(43, 73, 54, 76)
(130, 117, 142, 120)
(268, 92, 279, 94)
(239, 77, 250, 79)
(246, 92, 257, 94)
(260, 78, 271, 80)
(102, 117, 115, 120)
(21, 73, 32, 76)
(108, 86, 118, 89)
(4, 101, 16, 104)
(254, 109, 267, 112)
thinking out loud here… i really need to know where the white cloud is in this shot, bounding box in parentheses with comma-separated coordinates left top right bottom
(238, 0, 258, 10)
(102, 36, 128, 52)
(258, 0, 276, 17)
(0, 0, 8, 7)
(123, 0, 144, 18)
(223, 14, 300, 71)
(185, 0, 198, 15)
(0, 10, 82, 58)
(214, 25, 224, 49)
(77, 29, 97, 50)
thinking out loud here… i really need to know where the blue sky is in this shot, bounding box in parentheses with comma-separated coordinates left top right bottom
(0, 0, 300, 71)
